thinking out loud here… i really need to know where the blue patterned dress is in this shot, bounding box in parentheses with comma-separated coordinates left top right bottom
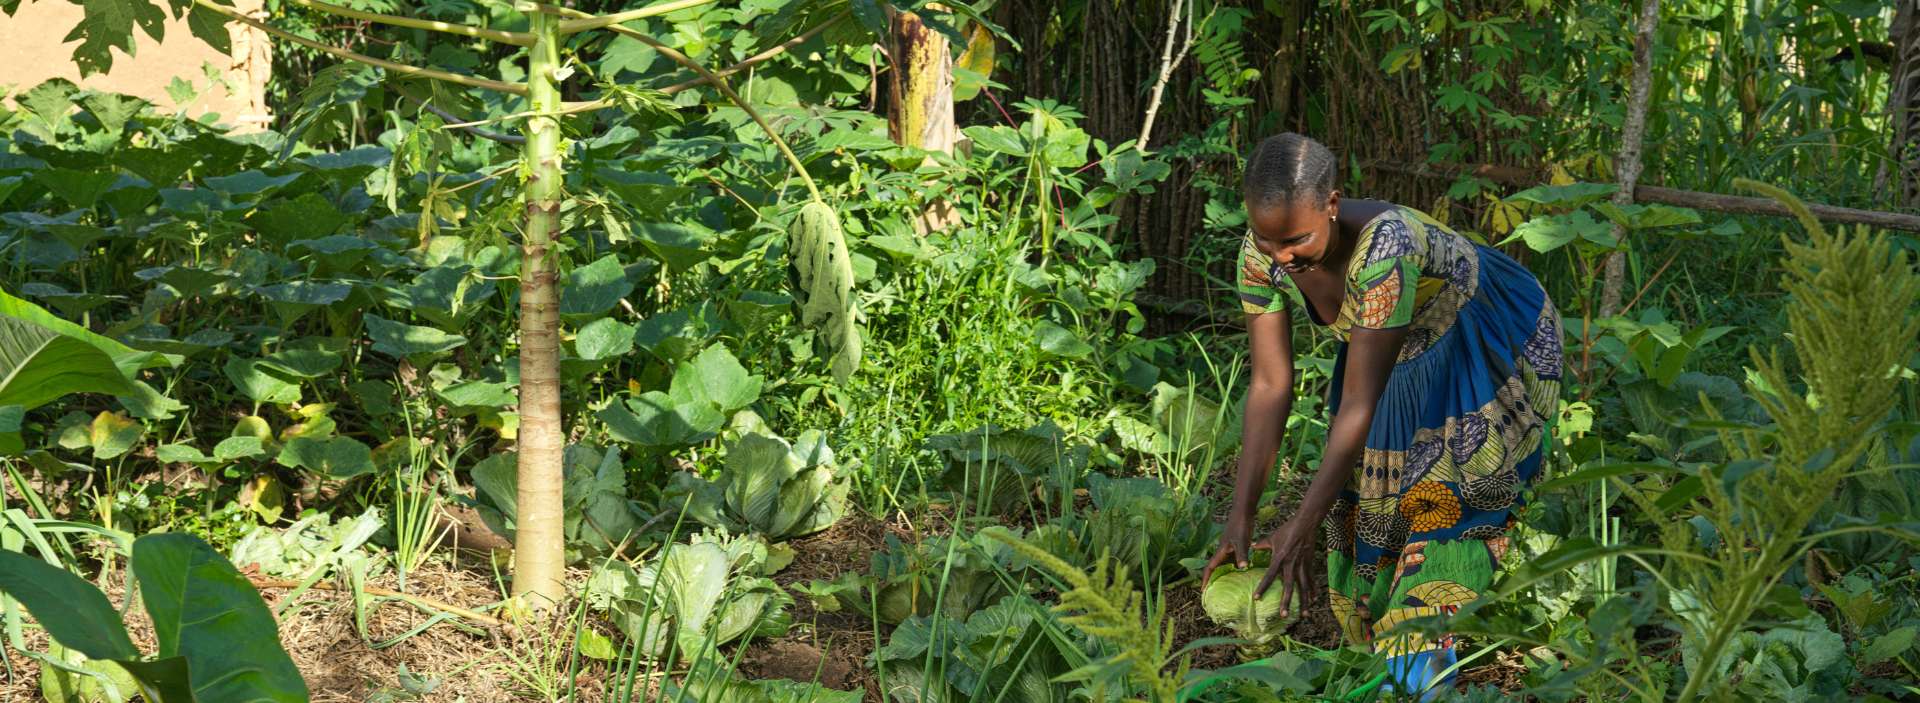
(1237, 204, 1564, 696)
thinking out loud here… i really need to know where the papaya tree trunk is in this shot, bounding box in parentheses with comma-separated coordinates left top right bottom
(512, 11, 567, 608)
(887, 4, 958, 232)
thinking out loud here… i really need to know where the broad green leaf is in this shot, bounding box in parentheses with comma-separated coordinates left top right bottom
(634, 222, 718, 272)
(297, 144, 390, 175)
(156, 443, 212, 464)
(203, 170, 301, 198)
(131, 533, 309, 703)
(117, 148, 199, 187)
(591, 167, 692, 215)
(86, 411, 142, 460)
(258, 348, 342, 379)
(560, 254, 634, 317)
(213, 436, 266, 462)
(1507, 211, 1610, 253)
(33, 169, 117, 210)
(962, 125, 1025, 156)
(575, 317, 636, 361)
(253, 281, 352, 326)
(365, 315, 467, 357)
(277, 436, 375, 479)
(0, 405, 22, 455)
(599, 391, 725, 448)
(114, 657, 195, 703)
(436, 380, 515, 407)
(1863, 626, 1917, 666)
(0, 289, 161, 376)
(1033, 320, 1092, 359)
(223, 358, 301, 405)
(671, 345, 763, 413)
(728, 290, 792, 334)
(246, 193, 347, 244)
(0, 315, 134, 410)
(0, 548, 139, 660)
(1504, 182, 1616, 209)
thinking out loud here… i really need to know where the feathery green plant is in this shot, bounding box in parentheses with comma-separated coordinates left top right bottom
(985, 530, 1185, 702)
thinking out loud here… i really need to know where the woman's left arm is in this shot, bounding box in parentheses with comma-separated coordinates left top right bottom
(1254, 325, 1409, 604)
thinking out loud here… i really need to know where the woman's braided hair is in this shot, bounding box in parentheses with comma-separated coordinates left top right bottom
(1243, 132, 1338, 210)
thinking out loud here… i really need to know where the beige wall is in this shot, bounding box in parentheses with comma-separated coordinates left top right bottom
(0, 0, 270, 130)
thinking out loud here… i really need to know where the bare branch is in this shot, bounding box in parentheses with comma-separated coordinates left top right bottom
(288, 0, 535, 45)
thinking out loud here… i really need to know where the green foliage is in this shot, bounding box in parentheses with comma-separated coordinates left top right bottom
(804, 529, 1014, 625)
(582, 530, 791, 662)
(873, 594, 1076, 703)
(663, 428, 850, 541)
(0, 534, 308, 702)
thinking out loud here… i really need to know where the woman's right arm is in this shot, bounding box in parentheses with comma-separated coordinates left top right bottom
(1203, 309, 1296, 583)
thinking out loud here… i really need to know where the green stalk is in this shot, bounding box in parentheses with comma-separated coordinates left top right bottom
(554, 0, 720, 35)
(288, 0, 535, 45)
(511, 10, 568, 609)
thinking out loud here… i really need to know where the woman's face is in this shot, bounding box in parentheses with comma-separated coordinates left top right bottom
(1248, 196, 1337, 274)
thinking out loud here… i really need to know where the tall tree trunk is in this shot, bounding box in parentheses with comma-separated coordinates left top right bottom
(1599, 0, 1661, 318)
(512, 11, 567, 609)
(1885, 0, 1920, 207)
(887, 4, 958, 232)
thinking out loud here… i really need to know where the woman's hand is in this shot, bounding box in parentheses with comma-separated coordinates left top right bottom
(1201, 506, 1257, 585)
(1252, 515, 1320, 616)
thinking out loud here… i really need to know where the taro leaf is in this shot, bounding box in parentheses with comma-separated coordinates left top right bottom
(224, 358, 302, 405)
(634, 222, 718, 272)
(0, 548, 139, 660)
(0, 315, 136, 410)
(560, 254, 634, 317)
(365, 315, 467, 357)
(670, 345, 762, 414)
(277, 436, 375, 479)
(203, 170, 301, 199)
(0, 291, 161, 378)
(33, 168, 118, 210)
(214, 436, 266, 462)
(258, 348, 342, 378)
(575, 317, 636, 361)
(1033, 320, 1092, 359)
(246, 193, 347, 244)
(1507, 211, 1611, 253)
(131, 532, 310, 703)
